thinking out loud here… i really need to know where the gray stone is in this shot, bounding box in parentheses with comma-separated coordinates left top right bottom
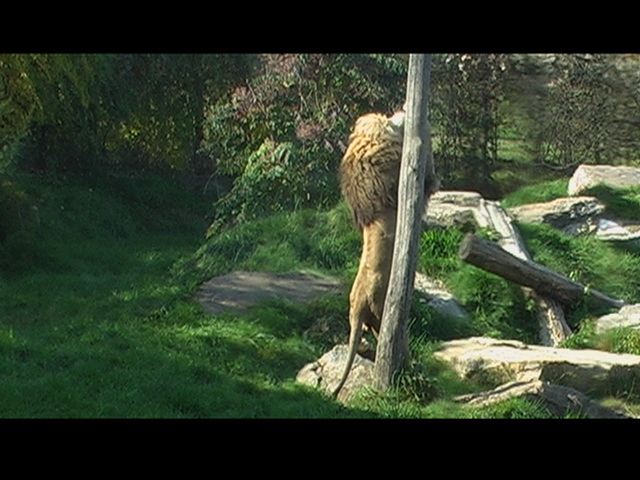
(508, 196, 605, 236)
(195, 270, 342, 315)
(507, 195, 640, 242)
(414, 272, 468, 320)
(434, 336, 640, 395)
(424, 191, 481, 230)
(455, 380, 631, 418)
(568, 164, 640, 196)
(594, 218, 640, 242)
(596, 304, 640, 334)
(296, 344, 375, 402)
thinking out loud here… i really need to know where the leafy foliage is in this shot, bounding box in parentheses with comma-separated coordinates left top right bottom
(0, 54, 253, 176)
(529, 55, 618, 167)
(431, 54, 508, 192)
(202, 54, 408, 230)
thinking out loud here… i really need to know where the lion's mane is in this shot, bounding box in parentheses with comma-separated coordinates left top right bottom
(339, 112, 405, 232)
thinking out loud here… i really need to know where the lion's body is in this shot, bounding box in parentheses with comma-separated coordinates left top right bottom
(333, 112, 405, 397)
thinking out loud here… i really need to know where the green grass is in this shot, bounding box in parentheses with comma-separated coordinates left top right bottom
(500, 178, 569, 208)
(0, 175, 373, 418)
(3, 171, 639, 418)
(176, 201, 362, 289)
(582, 185, 640, 221)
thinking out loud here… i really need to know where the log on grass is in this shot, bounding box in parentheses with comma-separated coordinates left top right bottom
(459, 233, 626, 310)
(472, 197, 571, 345)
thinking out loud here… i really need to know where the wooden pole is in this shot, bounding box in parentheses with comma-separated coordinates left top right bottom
(374, 54, 435, 391)
(459, 233, 626, 310)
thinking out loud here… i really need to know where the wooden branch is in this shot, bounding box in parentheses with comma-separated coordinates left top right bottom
(459, 233, 626, 310)
(472, 198, 571, 346)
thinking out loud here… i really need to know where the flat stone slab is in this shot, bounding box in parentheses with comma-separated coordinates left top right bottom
(424, 191, 483, 230)
(195, 271, 342, 315)
(434, 337, 640, 395)
(508, 196, 605, 235)
(455, 380, 631, 418)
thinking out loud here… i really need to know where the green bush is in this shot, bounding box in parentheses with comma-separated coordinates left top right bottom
(208, 140, 340, 233)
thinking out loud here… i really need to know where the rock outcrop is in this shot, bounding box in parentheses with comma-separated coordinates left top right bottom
(455, 380, 629, 418)
(433, 337, 640, 418)
(434, 337, 640, 391)
(297, 336, 640, 416)
(424, 191, 484, 231)
(507, 194, 640, 242)
(296, 345, 375, 402)
(596, 304, 640, 334)
(508, 196, 605, 236)
(568, 164, 640, 196)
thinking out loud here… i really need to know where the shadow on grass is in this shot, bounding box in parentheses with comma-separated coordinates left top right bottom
(0, 251, 371, 419)
(0, 309, 377, 418)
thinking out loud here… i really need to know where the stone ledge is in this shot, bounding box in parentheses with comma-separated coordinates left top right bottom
(434, 337, 640, 395)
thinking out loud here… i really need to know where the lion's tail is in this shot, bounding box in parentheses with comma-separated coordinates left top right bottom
(332, 318, 363, 398)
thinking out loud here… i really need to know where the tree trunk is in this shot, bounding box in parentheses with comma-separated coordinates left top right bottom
(374, 54, 436, 391)
(459, 233, 626, 310)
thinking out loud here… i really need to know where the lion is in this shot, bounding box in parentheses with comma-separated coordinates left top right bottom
(332, 110, 407, 398)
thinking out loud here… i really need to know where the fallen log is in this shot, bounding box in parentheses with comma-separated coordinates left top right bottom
(459, 233, 626, 310)
(472, 197, 571, 346)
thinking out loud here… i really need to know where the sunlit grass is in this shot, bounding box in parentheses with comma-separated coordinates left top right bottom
(500, 179, 569, 208)
(3, 172, 639, 418)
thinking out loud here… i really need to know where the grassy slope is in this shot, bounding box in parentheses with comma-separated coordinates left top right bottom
(0, 175, 364, 418)
(3, 172, 640, 418)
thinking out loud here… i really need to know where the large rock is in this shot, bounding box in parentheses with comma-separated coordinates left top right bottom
(596, 304, 640, 334)
(424, 191, 483, 230)
(434, 337, 640, 396)
(300, 337, 640, 416)
(507, 195, 640, 242)
(296, 345, 375, 402)
(568, 164, 640, 196)
(594, 218, 640, 242)
(508, 196, 605, 236)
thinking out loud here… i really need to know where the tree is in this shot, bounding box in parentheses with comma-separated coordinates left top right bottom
(0, 54, 40, 173)
(431, 54, 507, 190)
(531, 54, 617, 168)
(374, 54, 436, 391)
(107, 54, 254, 172)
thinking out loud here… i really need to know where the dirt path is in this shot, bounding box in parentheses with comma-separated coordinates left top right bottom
(194, 270, 343, 315)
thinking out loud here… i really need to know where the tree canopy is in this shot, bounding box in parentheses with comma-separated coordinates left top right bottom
(3, 53, 640, 233)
